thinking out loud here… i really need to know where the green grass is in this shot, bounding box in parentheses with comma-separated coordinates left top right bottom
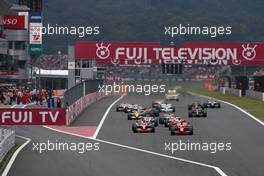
(183, 87, 264, 122)
(0, 143, 21, 174)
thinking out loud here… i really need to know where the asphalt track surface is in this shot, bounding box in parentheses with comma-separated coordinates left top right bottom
(6, 92, 264, 176)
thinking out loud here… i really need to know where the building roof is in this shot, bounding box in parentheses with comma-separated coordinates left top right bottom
(11, 4, 30, 11)
(0, 0, 12, 15)
(0, 0, 29, 15)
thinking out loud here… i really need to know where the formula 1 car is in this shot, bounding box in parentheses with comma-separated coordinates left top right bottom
(127, 110, 145, 120)
(188, 105, 207, 117)
(188, 102, 205, 110)
(116, 103, 130, 112)
(159, 103, 176, 113)
(152, 100, 165, 109)
(159, 113, 176, 124)
(144, 107, 160, 117)
(165, 88, 179, 101)
(124, 104, 143, 113)
(203, 99, 221, 108)
(170, 120, 193, 135)
(132, 117, 156, 133)
(166, 117, 183, 130)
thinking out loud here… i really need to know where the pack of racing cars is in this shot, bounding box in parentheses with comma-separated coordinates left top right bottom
(116, 100, 192, 135)
(116, 99, 221, 135)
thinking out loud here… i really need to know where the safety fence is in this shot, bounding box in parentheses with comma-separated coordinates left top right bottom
(66, 91, 105, 125)
(246, 90, 264, 101)
(64, 79, 103, 107)
(220, 87, 264, 101)
(0, 128, 15, 161)
(63, 79, 105, 125)
(220, 87, 242, 96)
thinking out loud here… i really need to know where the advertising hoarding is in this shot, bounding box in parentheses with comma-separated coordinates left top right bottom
(3, 15, 25, 29)
(75, 42, 264, 66)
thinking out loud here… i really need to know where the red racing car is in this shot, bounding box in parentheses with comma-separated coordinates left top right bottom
(116, 102, 130, 112)
(132, 117, 155, 133)
(170, 120, 193, 135)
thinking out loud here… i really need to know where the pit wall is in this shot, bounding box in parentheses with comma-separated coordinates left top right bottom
(66, 91, 105, 126)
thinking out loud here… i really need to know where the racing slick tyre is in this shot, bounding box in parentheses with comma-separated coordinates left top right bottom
(164, 121, 169, 127)
(132, 124, 137, 133)
(217, 104, 221, 108)
(172, 107, 176, 112)
(154, 119, 159, 127)
(116, 107, 120, 112)
(188, 125, 194, 135)
(203, 112, 207, 117)
(189, 129, 193, 135)
(159, 115, 165, 124)
(151, 127, 155, 133)
(171, 127, 176, 135)
(188, 113, 193, 118)
(188, 105, 192, 110)
(153, 109, 159, 117)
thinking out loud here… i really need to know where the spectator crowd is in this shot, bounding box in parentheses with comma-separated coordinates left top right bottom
(0, 86, 50, 106)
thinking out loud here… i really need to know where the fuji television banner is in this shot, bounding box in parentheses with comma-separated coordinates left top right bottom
(75, 42, 264, 66)
(29, 12, 42, 56)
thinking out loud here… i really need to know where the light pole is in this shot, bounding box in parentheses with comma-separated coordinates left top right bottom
(58, 51, 62, 69)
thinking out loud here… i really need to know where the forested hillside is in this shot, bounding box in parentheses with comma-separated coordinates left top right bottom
(42, 0, 264, 53)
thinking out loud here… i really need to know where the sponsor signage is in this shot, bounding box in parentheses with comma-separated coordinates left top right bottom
(18, 12, 29, 29)
(75, 42, 264, 66)
(0, 108, 66, 125)
(68, 61, 75, 69)
(0, 71, 19, 76)
(29, 12, 42, 56)
(195, 74, 216, 80)
(29, 44, 42, 56)
(29, 23, 42, 44)
(29, 12, 42, 23)
(3, 15, 25, 29)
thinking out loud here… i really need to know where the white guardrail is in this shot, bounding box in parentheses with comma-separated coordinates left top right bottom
(220, 87, 242, 97)
(0, 129, 15, 161)
(246, 90, 264, 101)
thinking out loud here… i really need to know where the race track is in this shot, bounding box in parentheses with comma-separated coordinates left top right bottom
(7, 92, 264, 176)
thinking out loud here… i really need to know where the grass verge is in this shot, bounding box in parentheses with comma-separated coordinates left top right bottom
(183, 87, 264, 122)
(0, 143, 21, 174)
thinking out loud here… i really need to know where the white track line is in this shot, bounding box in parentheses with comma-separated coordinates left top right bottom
(94, 138, 228, 176)
(2, 102, 33, 175)
(92, 94, 126, 139)
(2, 135, 31, 176)
(43, 125, 227, 176)
(43, 93, 228, 176)
(188, 92, 264, 126)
